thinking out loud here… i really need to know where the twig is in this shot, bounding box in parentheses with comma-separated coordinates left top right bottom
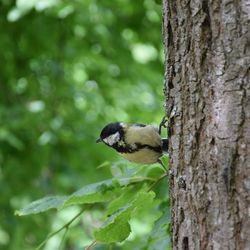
(120, 176, 156, 182)
(85, 240, 97, 250)
(35, 208, 86, 250)
(147, 172, 168, 192)
(58, 226, 68, 250)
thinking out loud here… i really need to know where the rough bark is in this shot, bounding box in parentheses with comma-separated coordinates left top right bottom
(163, 0, 250, 249)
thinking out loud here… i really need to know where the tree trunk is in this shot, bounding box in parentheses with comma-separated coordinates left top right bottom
(162, 0, 250, 249)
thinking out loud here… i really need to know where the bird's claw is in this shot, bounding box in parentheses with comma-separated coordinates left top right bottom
(159, 115, 168, 135)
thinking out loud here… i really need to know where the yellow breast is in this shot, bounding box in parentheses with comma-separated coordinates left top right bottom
(120, 148, 162, 164)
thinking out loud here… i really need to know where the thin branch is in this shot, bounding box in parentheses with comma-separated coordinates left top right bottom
(120, 176, 156, 182)
(58, 226, 68, 250)
(35, 207, 86, 250)
(85, 240, 97, 250)
(147, 172, 168, 192)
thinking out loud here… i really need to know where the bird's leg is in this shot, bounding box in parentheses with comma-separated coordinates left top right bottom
(159, 115, 168, 135)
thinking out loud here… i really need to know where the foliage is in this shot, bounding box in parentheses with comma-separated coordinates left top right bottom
(0, 0, 169, 249)
(15, 168, 170, 249)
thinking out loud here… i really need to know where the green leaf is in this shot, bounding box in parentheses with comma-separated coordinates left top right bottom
(132, 191, 156, 215)
(16, 177, 151, 217)
(146, 209, 171, 250)
(94, 204, 133, 243)
(94, 191, 156, 243)
(63, 179, 115, 207)
(106, 187, 136, 215)
(15, 196, 67, 216)
(63, 177, 148, 207)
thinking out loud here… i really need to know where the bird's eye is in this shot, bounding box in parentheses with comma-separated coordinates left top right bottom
(103, 132, 120, 145)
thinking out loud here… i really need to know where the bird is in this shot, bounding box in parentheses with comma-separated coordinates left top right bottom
(96, 121, 168, 170)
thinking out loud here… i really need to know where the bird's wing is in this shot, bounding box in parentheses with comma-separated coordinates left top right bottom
(125, 125, 162, 147)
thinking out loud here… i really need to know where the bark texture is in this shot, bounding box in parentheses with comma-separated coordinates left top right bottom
(163, 0, 250, 249)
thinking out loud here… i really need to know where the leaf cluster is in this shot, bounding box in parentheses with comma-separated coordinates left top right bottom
(16, 168, 170, 249)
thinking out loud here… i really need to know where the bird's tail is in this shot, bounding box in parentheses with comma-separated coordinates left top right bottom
(162, 138, 168, 153)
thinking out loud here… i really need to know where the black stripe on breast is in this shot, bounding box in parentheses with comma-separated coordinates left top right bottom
(113, 142, 162, 154)
(141, 144, 162, 153)
(112, 143, 137, 153)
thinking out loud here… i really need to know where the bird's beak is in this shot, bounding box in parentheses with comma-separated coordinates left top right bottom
(96, 138, 102, 143)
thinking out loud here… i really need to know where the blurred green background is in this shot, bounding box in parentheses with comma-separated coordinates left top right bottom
(0, 0, 167, 249)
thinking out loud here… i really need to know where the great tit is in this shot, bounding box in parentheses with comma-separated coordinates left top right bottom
(96, 122, 168, 168)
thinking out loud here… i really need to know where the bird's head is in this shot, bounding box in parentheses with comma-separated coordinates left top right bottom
(96, 122, 125, 147)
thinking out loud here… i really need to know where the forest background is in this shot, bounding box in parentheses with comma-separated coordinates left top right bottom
(0, 1, 169, 249)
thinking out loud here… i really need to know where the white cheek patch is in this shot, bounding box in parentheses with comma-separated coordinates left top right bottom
(103, 132, 120, 146)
